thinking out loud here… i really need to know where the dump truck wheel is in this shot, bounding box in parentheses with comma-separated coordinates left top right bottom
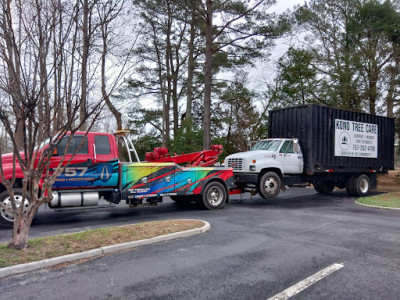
(346, 176, 357, 196)
(320, 181, 335, 194)
(354, 174, 370, 197)
(314, 180, 334, 194)
(259, 172, 281, 199)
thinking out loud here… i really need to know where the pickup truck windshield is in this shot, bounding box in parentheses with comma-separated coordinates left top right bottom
(250, 140, 282, 151)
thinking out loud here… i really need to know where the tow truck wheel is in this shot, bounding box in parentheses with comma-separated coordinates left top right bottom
(354, 174, 370, 197)
(0, 189, 30, 228)
(201, 181, 227, 210)
(259, 171, 281, 199)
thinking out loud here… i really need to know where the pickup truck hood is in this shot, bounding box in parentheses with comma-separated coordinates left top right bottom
(1, 150, 45, 165)
(0, 151, 27, 180)
(1, 152, 25, 165)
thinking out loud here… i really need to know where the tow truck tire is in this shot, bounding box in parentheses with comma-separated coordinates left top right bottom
(259, 171, 281, 199)
(200, 181, 227, 210)
(0, 189, 30, 228)
(354, 174, 370, 197)
(314, 180, 335, 194)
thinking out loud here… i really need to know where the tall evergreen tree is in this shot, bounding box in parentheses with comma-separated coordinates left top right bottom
(293, 0, 400, 116)
(128, 0, 192, 147)
(272, 47, 321, 107)
(178, 0, 289, 149)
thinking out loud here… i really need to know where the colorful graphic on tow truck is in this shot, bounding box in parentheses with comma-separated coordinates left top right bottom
(52, 160, 119, 189)
(122, 162, 235, 198)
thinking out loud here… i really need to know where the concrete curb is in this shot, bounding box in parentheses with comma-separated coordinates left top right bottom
(0, 220, 210, 279)
(355, 201, 400, 211)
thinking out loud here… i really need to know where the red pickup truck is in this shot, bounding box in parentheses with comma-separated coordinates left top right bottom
(0, 132, 235, 227)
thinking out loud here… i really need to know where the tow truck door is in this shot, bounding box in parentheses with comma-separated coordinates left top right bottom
(91, 134, 119, 188)
(50, 135, 93, 189)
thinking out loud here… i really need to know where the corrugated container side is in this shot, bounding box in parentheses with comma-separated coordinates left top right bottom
(268, 105, 394, 174)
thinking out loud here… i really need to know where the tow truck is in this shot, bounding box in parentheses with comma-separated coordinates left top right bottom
(0, 131, 235, 227)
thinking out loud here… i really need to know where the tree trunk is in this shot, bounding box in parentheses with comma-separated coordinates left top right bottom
(54, 0, 64, 133)
(101, 22, 122, 130)
(66, 7, 79, 124)
(165, 1, 179, 136)
(8, 186, 39, 250)
(165, 17, 172, 147)
(8, 215, 33, 250)
(368, 75, 378, 115)
(9, 228, 29, 250)
(386, 50, 399, 118)
(80, 0, 90, 131)
(155, 43, 168, 146)
(2, 0, 24, 150)
(186, 9, 196, 127)
(203, 0, 213, 150)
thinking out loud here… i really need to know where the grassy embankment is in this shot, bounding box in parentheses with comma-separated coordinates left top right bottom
(357, 170, 400, 208)
(0, 219, 203, 268)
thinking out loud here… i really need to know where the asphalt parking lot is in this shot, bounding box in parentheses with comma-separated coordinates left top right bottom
(1, 188, 400, 299)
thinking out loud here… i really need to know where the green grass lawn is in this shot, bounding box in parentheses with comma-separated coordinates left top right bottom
(357, 192, 400, 208)
(0, 220, 203, 268)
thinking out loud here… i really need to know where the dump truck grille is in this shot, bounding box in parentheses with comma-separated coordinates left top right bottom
(227, 158, 244, 171)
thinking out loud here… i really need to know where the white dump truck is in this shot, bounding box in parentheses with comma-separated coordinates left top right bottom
(224, 105, 395, 199)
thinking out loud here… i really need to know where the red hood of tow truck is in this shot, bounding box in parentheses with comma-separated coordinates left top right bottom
(1, 151, 26, 165)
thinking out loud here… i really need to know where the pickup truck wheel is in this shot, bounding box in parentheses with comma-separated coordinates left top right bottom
(354, 174, 370, 197)
(259, 172, 281, 199)
(200, 181, 227, 210)
(0, 189, 30, 228)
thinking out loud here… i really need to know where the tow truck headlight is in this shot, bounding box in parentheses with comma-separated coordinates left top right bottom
(249, 165, 256, 171)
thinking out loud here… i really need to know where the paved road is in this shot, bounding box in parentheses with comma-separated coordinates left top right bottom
(1, 188, 400, 299)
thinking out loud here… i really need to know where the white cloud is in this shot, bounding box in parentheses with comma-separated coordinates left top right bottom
(272, 0, 306, 14)
(247, 0, 307, 108)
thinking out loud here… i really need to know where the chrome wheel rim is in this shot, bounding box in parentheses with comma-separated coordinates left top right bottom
(359, 178, 369, 194)
(207, 186, 224, 206)
(265, 177, 278, 195)
(0, 195, 29, 222)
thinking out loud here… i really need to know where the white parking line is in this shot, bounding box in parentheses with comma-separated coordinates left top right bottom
(268, 263, 344, 300)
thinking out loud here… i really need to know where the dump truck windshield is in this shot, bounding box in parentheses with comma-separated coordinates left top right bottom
(250, 140, 282, 151)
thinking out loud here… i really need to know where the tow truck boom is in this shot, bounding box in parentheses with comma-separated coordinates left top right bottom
(145, 145, 223, 167)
